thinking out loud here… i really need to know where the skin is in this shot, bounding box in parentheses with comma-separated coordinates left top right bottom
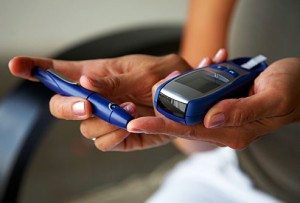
(8, 52, 300, 151)
(180, 0, 236, 67)
(9, 54, 192, 151)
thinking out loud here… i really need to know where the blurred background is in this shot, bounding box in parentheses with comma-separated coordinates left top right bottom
(0, 0, 187, 97)
(0, 1, 188, 202)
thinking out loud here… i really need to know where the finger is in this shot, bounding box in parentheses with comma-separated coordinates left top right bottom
(110, 133, 171, 152)
(120, 102, 138, 117)
(127, 116, 196, 138)
(80, 117, 119, 139)
(204, 91, 281, 128)
(197, 49, 228, 68)
(164, 70, 182, 80)
(197, 57, 213, 68)
(79, 73, 142, 97)
(127, 116, 258, 150)
(80, 102, 137, 139)
(9, 56, 82, 81)
(94, 129, 130, 152)
(151, 70, 182, 99)
(49, 94, 92, 120)
(212, 48, 228, 63)
(127, 116, 224, 146)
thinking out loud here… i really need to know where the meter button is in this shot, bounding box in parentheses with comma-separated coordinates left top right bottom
(212, 65, 227, 71)
(225, 69, 239, 78)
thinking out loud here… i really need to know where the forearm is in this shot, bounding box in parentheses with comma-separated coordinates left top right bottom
(173, 0, 237, 154)
(180, 0, 237, 67)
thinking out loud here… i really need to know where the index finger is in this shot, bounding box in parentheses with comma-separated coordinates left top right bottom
(127, 115, 257, 150)
(8, 56, 83, 81)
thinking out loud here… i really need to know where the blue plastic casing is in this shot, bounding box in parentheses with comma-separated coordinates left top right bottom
(32, 67, 133, 129)
(154, 57, 268, 125)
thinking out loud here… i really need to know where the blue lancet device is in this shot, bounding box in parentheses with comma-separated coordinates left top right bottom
(154, 55, 268, 125)
(32, 67, 133, 129)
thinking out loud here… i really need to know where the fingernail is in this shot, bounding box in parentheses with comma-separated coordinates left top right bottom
(123, 103, 135, 114)
(72, 101, 85, 116)
(208, 113, 225, 128)
(128, 128, 144, 134)
(213, 48, 225, 62)
(166, 70, 181, 80)
(198, 57, 210, 68)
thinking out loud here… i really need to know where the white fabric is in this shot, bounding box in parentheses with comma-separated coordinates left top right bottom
(146, 148, 281, 203)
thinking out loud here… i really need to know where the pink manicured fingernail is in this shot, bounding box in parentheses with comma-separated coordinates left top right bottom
(208, 113, 225, 128)
(72, 101, 85, 115)
(166, 70, 181, 79)
(123, 103, 135, 114)
(213, 48, 225, 62)
(198, 57, 210, 68)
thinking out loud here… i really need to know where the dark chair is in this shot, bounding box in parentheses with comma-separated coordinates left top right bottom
(0, 25, 182, 203)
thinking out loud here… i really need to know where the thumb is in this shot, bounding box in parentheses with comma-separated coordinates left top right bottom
(151, 70, 182, 96)
(204, 92, 280, 128)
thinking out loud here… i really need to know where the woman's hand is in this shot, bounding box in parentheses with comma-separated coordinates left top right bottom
(127, 56, 300, 150)
(9, 54, 192, 151)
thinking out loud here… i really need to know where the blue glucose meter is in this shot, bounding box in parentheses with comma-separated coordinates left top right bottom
(154, 55, 268, 125)
(32, 67, 133, 129)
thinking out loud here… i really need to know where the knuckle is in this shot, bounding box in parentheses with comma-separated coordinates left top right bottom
(164, 54, 189, 71)
(106, 77, 121, 95)
(231, 107, 256, 126)
(165, 53, 181, 63)
(222, 99, 257, 127)
(231, 110, 246, 126)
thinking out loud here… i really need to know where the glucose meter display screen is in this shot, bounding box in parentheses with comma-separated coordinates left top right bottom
(158, 93, 187, 118)
(176, 71, 225, 93)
